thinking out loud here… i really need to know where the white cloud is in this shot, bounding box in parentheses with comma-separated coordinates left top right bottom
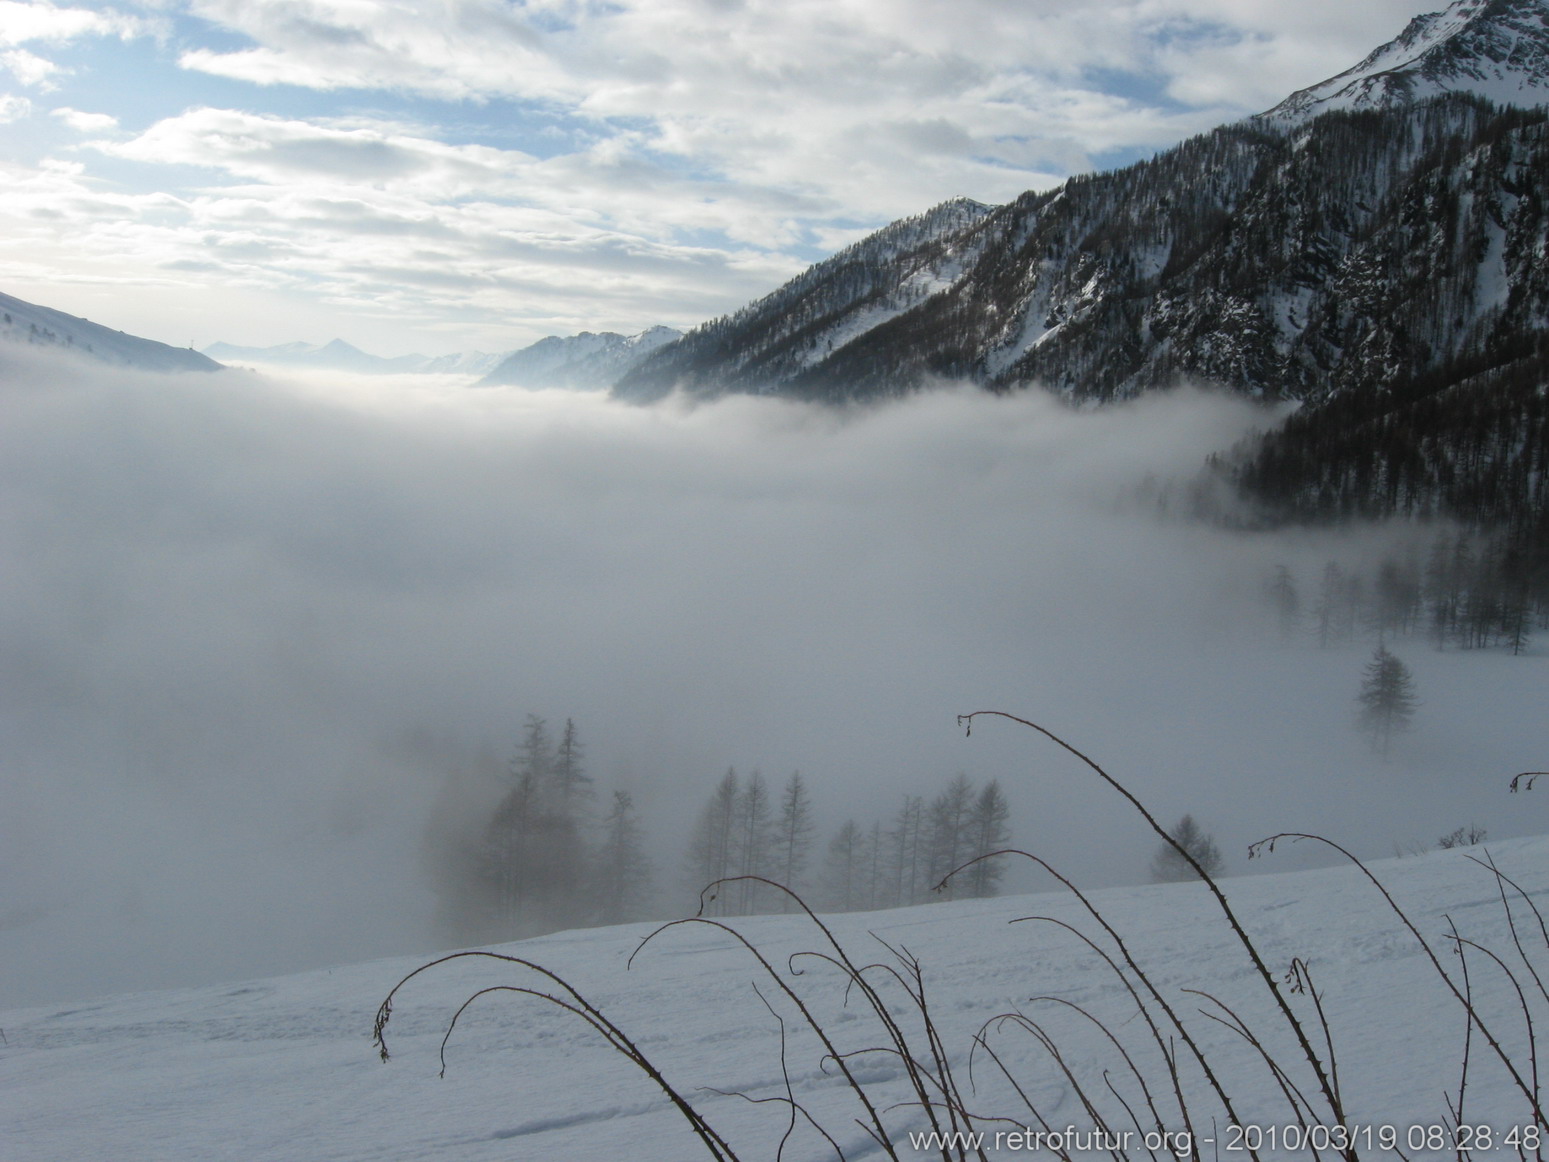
(0, 1, 142, 46)
(51, 105, 118, 131)
(0, 92, 31, 121)
(2, 47, 60, 86)
(163, 1, 1445, 236)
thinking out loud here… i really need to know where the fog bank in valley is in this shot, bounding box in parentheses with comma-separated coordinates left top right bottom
(3, 347, 1542, 1006)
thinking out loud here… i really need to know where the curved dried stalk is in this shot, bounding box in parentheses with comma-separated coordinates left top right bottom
(941, 845, 1249, 1161)
(1251, 832, 1547, 1128)
(373, 950, 742, 1161)
(958, 710, 1353, 1156)
(631, 907, 903, 1158)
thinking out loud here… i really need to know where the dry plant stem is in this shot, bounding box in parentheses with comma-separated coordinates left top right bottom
(799, 946, 966, 1156)
(1446, 917, 1475, 1157)
(1184, 989, 1323, 1142)
(1288, 958, 1343, 1111)
(699, 984, 846, 1162)
(1252, 832, 1548, 1129)
(947, 846, 1252, 1162)
(840, 940, 986, 1160)
(871, 942, 970, 1149)
(790, 947, 978, 1156)
(1022, 993, 1170, 1143)
(1448, 933, 1539, 1116)
(373, 950, 742, 1162)
(959, 709, 1353, 1157)
(968, 1034, 1074, 1160)
(1469, 853, 1549, 1007)
(630, 905, 903, 1160)
(1103, 1073, 1157, 1162)
(986, 1012, 1128, 1156)
(1012, 916, 1180, 1141)
(640, 875, 991, 1161)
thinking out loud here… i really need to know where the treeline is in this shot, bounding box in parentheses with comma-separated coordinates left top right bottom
(684, 769, 1012, 916)
(426, 718, 1014, 944)
(1262, 526, 1546, 653)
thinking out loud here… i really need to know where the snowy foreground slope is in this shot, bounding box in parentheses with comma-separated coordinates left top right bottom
(10, 838, 1549, 1161)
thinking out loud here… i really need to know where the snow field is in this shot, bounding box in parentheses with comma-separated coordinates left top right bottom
(10, 835, 1549, 1160)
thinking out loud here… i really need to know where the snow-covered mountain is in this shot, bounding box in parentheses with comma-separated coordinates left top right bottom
(615, 198, 992, 400)
(0, 289, 221, 373)
(9, 836, 1549, 1159)
(617, 0, 1548, 410)
(204, 326, 682, 386)
(1261, 0, 1549, 123)
(611, 0, 1549, 543)
(476, 325, 682, 389)
(203, 338, 509, 377)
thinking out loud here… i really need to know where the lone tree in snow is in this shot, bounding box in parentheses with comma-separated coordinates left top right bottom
(1357, 644, 1419, 756)
(1150, 814, 1224, 883)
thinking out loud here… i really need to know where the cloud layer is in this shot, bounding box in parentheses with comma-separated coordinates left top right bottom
(3, 350, 1544, 1005)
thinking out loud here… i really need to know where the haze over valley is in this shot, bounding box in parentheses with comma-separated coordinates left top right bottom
(3, 341, 1541, 1005)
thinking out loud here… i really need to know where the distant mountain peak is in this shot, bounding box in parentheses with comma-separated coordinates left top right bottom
(1261, 0, 1549, 122)
(477, 325, 684, 389)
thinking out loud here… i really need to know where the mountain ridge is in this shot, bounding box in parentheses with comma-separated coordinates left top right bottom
(1261, 0, 1549, 123)
(615, 0, 1549, 409)
(609, 0, 1549, 560)
(0, 289, 221, 373)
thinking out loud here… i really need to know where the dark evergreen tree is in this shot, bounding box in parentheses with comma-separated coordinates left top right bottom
(553, 717, 592, 809)
(479, 715, 585, 937)
(1356, 645, 1419, 756)
(591, 790, 653, 925)
(821, 819, 866, 911)
(1266, 564, 1300, 642)
(887, 794, 927, 907)
(963, 780, 1012, 898)
(1150, 814, 1224, 883)
(734, 770, 774, 913)
(1311, 562, 1346, 648)
(925, 774, 975, 900)
(773, 771, 815, 910)
(685, 768, 741, 915)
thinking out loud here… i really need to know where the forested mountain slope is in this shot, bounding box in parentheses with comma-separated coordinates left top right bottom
(613, 0, 1548, 561)
(613, 197, 994, 402)
(617, 95, 1547, 409)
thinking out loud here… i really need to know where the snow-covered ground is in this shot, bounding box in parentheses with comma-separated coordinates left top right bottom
(10, 834, 1549, 1161)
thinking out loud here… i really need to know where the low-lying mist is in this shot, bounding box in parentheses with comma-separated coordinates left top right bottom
(3, 347, 1542, 1007)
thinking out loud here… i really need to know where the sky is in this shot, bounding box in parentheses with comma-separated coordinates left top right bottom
(4, 342, 1545, 1006)
(0, 0, 1449, 356)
